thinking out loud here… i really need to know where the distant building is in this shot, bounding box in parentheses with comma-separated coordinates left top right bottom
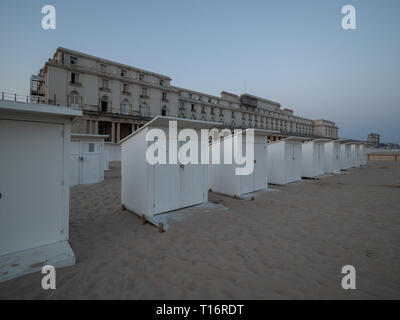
(381, 143, 400, 150)
(30, 47, 339, 143)
(368, 133, 380, 147)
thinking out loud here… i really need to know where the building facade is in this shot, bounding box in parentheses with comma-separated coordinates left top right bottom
(368, 133, 380, 148)
(30, 47, 339, 142)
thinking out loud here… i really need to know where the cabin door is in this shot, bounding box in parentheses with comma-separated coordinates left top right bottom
(290, 143, 301, 182)
(253, 142, 267, 191)
(0, 120, 64, 256)
(179, 140, 205, 208)
(153, 163, 180, 214)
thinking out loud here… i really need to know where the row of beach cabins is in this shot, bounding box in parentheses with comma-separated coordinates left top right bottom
(119, 116, 366, 228)
(0, 101, 367, 282)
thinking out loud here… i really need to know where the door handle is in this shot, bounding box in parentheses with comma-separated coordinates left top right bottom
(179, 164, 184, 169)
(79, 156, 84, 161)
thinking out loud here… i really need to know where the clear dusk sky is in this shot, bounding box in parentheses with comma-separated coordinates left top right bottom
(0, 0, 399, 143)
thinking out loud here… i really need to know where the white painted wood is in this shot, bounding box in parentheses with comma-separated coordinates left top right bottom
(302, 140, 325, 178)
(70, 134, 106, 186)
(104, 143, 121, 170)
(267, 137, 304, 185)
(350, 143, 361, 168)
(360, 144, 367, 165)
(324, 140, 341, 173)
(0, 100, 81, 282)
(208, 129, 276, 197)
(340, 143, 352, 170)
(121, 116, 221, 217)
(0, 241, 75, 283)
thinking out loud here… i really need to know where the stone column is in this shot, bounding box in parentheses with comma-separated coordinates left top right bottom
(94, 120, 99, 134)
(116, 122, 121, 142)
(111, 122, 115, 143)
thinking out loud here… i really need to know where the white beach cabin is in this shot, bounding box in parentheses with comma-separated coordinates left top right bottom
(359, 143, 367, 166)
(340, 142, 352, 170)
(70, 134, 107, 186)
(208, 129, 278, 197)
(0, 100, 82, 282)
(302, 139, 326, 178)
(350, 143, 361, 168)
(120, 116, 222, 222)
(267, 137, 304, 185)
(104, 142, 121, 170)
(324, 140, 341, 174)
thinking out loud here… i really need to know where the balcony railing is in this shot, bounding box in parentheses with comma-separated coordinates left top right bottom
(1, 91, 45, 104)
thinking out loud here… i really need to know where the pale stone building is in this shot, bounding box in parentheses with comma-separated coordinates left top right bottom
(368, 133, 380, 147)
(30, 47, 339, 142)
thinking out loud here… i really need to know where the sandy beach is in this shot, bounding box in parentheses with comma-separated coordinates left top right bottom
(0, 161, 399, 299)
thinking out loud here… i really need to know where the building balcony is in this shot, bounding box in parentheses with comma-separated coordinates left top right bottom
(69, 81, 82, 87)
(67, 95, 83, 108)
(121, 91, 131, 96)
(140, 95, 149, 99)
(98, 100, 112, 113)
(99, 87, 111, 92)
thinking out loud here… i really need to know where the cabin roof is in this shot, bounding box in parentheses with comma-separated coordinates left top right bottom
(71, 134, 109, 140)
(268, 136, 307, 145)
(119, 116, 224, 144)
(0, 100, 82, 118)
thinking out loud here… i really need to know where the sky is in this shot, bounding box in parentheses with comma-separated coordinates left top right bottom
(0, 0, 399, 143)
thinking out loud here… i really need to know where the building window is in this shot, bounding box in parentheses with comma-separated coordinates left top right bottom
(101, 79, 109, 88)
(189, 93, 193, 99)
(211, 107, 215, 115)
(71, 72, 79, 84)
(121, 100, 130, 115)
(100, 64, 107, 72)
(139, 74, 144, 81)
(101, 96, 108, 112)
(159, 79, 164, 86)
(69, 90, 80, 107)
(140, 103, 148, 117)
(161, 106, 167, 116)
(162, 92, 167, 101)
(123, 83, 129, 93)
(121, 69, 127, 77)
(191, 104, 195, 112)
(70, 56, 78, 65)
(141, 87, 147, 97)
